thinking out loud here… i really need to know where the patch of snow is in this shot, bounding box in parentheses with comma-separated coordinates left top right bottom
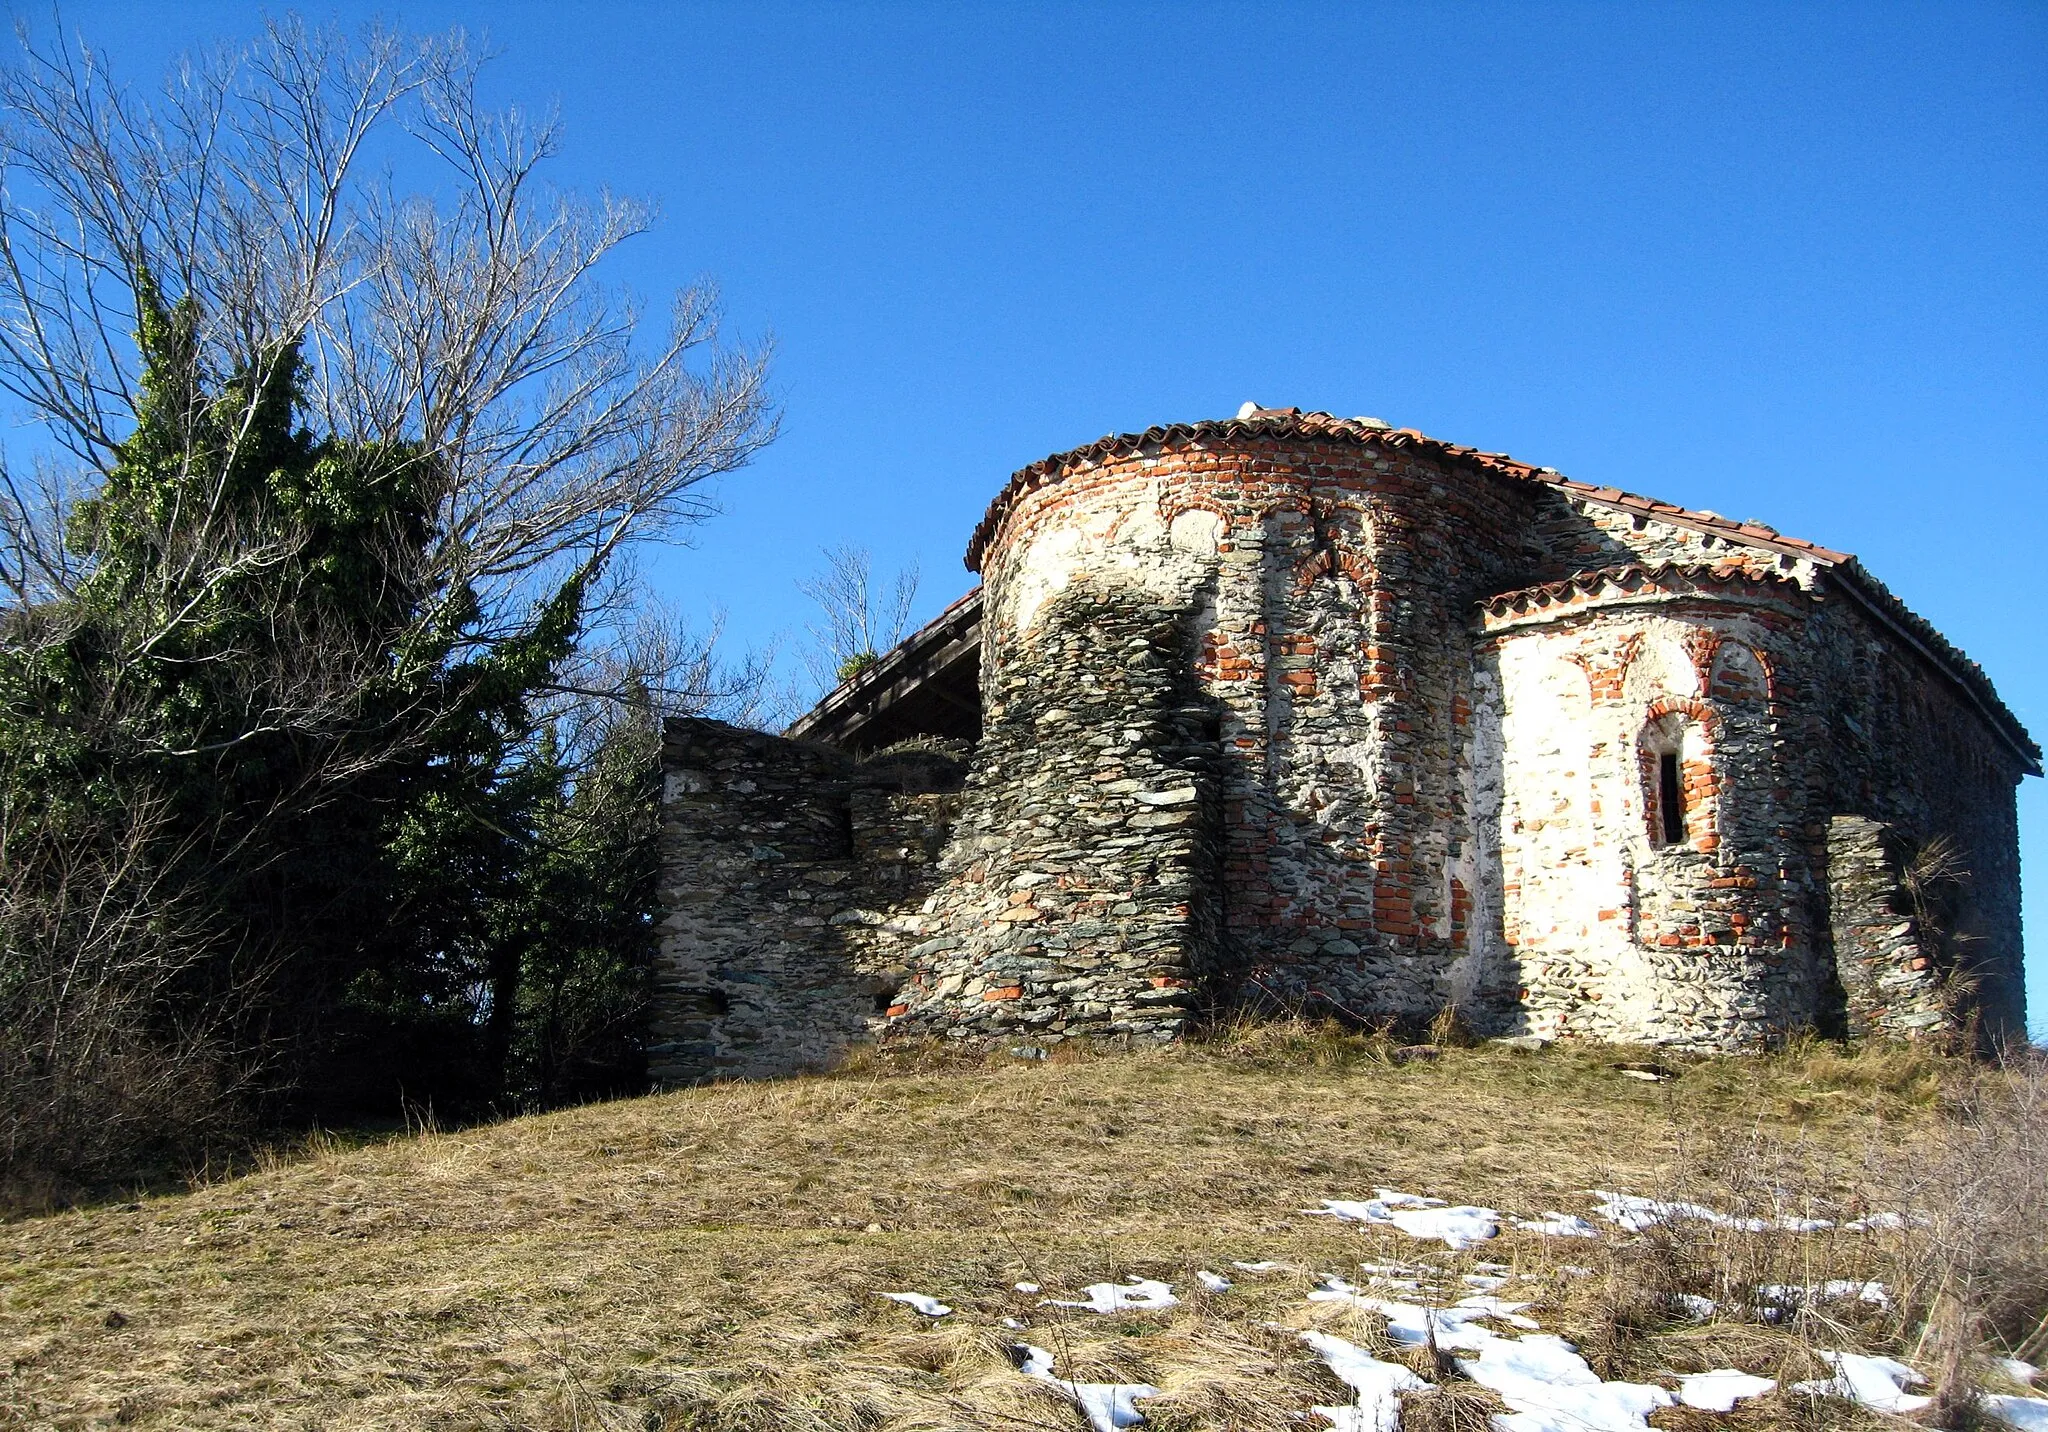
(1001, 1316, 1026, 1329)
(1984, 1394, 2048, 1430)
(1843, 1211, 1910, 1231)
(1014, 1344, 1161, 1432)
(1046, 1278, 1178, 1314)
(1589, 1190, 1748, 1232)
(1459, 1333, 1675, 1432)
(1307, 1279, 1511, 1352)
(1462, 1273, 1509, 1291)
(1791, 1350, 1931, 1414)
(1679, 1369, 1776, 1411)
(1300, 1330, 1428, 1432)
(1309, 1192, 1500, 1250)
(2001, 1358, 2041, 1386)
(1455, 1295, 1541, 1330)
(1588, 1190, 1725, 1232)
(1233, 1260, 1294, 1272)
(1587, 1189, 1828, 1235)
(876, 1291, 951, 1316)
(1674, 1294, 1718, 1321)
(1517, 1212, 1599, 1238)
(1014, 1281, 1041, 1293)
(1589, 1188, 1850, 1237)
(1196, 1270, 1232, 1293)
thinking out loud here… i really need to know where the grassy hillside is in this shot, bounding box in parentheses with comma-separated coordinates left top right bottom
(1, 1029, 2038, 1430)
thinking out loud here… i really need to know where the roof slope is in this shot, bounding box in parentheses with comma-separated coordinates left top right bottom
(783, 586, 982, 753)
(963, 408, 2038, 774)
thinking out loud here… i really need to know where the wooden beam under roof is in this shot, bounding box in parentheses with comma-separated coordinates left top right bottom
(785, 587, 982, 755)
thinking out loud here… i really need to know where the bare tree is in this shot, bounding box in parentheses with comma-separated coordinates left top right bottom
(0, 15, 778, 1191)
(795, 543, 919, 695)
(0, 14, 774, 647)
(0, 11, 779, 864)
(541, 591, 793, 760)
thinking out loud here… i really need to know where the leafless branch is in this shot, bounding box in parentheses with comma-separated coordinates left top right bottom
(795, 543, 918, 696)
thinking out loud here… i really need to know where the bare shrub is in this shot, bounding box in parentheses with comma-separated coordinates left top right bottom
(0, 1013, 244, 1212)
(1559, 1046, 2047, 1422)
(1880, 1052, 2048, 1418)
(795, 544, 919, 695)
(0, 795, 252, 1210)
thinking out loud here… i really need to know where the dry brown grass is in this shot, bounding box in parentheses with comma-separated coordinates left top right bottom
(0, 1031, 2013, 1430)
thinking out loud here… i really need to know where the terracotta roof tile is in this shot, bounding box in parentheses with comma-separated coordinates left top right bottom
(1543, 477, 1852, 563)
(1479, 563, 1806, 621)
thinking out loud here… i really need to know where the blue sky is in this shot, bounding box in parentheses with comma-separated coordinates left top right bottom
(49, 1, 2048, 1032)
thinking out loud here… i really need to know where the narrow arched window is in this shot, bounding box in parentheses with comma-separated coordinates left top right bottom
(1640, 709, 1702, 850)
(1657, 751, 1685, 845)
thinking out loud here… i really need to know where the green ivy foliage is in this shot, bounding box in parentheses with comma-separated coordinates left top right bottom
(1, 277, 656, 1146)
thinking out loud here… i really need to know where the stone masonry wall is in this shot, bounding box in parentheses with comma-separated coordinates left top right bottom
(650, 720, 962, 1084)
(1528, 487, 1821, 584)
(653, 424, 2029, 1066)
(1799, 592, 2030, 1044)
(1473, 512, 2030, 1047)
(1826, 815, 1950, 1039)
(882, 577, 1224, 1042)
(971, 431, 1537, 1028)
(1472, 570, 1826, 1047)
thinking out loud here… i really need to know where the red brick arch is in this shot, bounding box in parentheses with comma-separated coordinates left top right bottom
(1157, 492, 1235, 536)
(1257, 492, 1314, 519)
(1294, 545, 1373, 592)
(1641, 694, 1719, 735)
(1564, 632, 1644, 703)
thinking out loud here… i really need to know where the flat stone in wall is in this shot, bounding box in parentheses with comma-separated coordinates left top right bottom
(650, 720, 961, 1084)
(1801, 590, 2030, 1044)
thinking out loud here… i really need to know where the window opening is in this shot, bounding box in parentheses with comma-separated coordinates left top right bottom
(1657, 751, 1686, 846)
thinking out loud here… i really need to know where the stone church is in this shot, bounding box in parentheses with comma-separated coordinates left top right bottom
(650, 407, 2035, 1083)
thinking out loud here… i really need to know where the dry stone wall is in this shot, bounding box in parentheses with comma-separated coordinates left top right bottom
(883, 577, 1224, 1042)
(650, 720, 963, 1084)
